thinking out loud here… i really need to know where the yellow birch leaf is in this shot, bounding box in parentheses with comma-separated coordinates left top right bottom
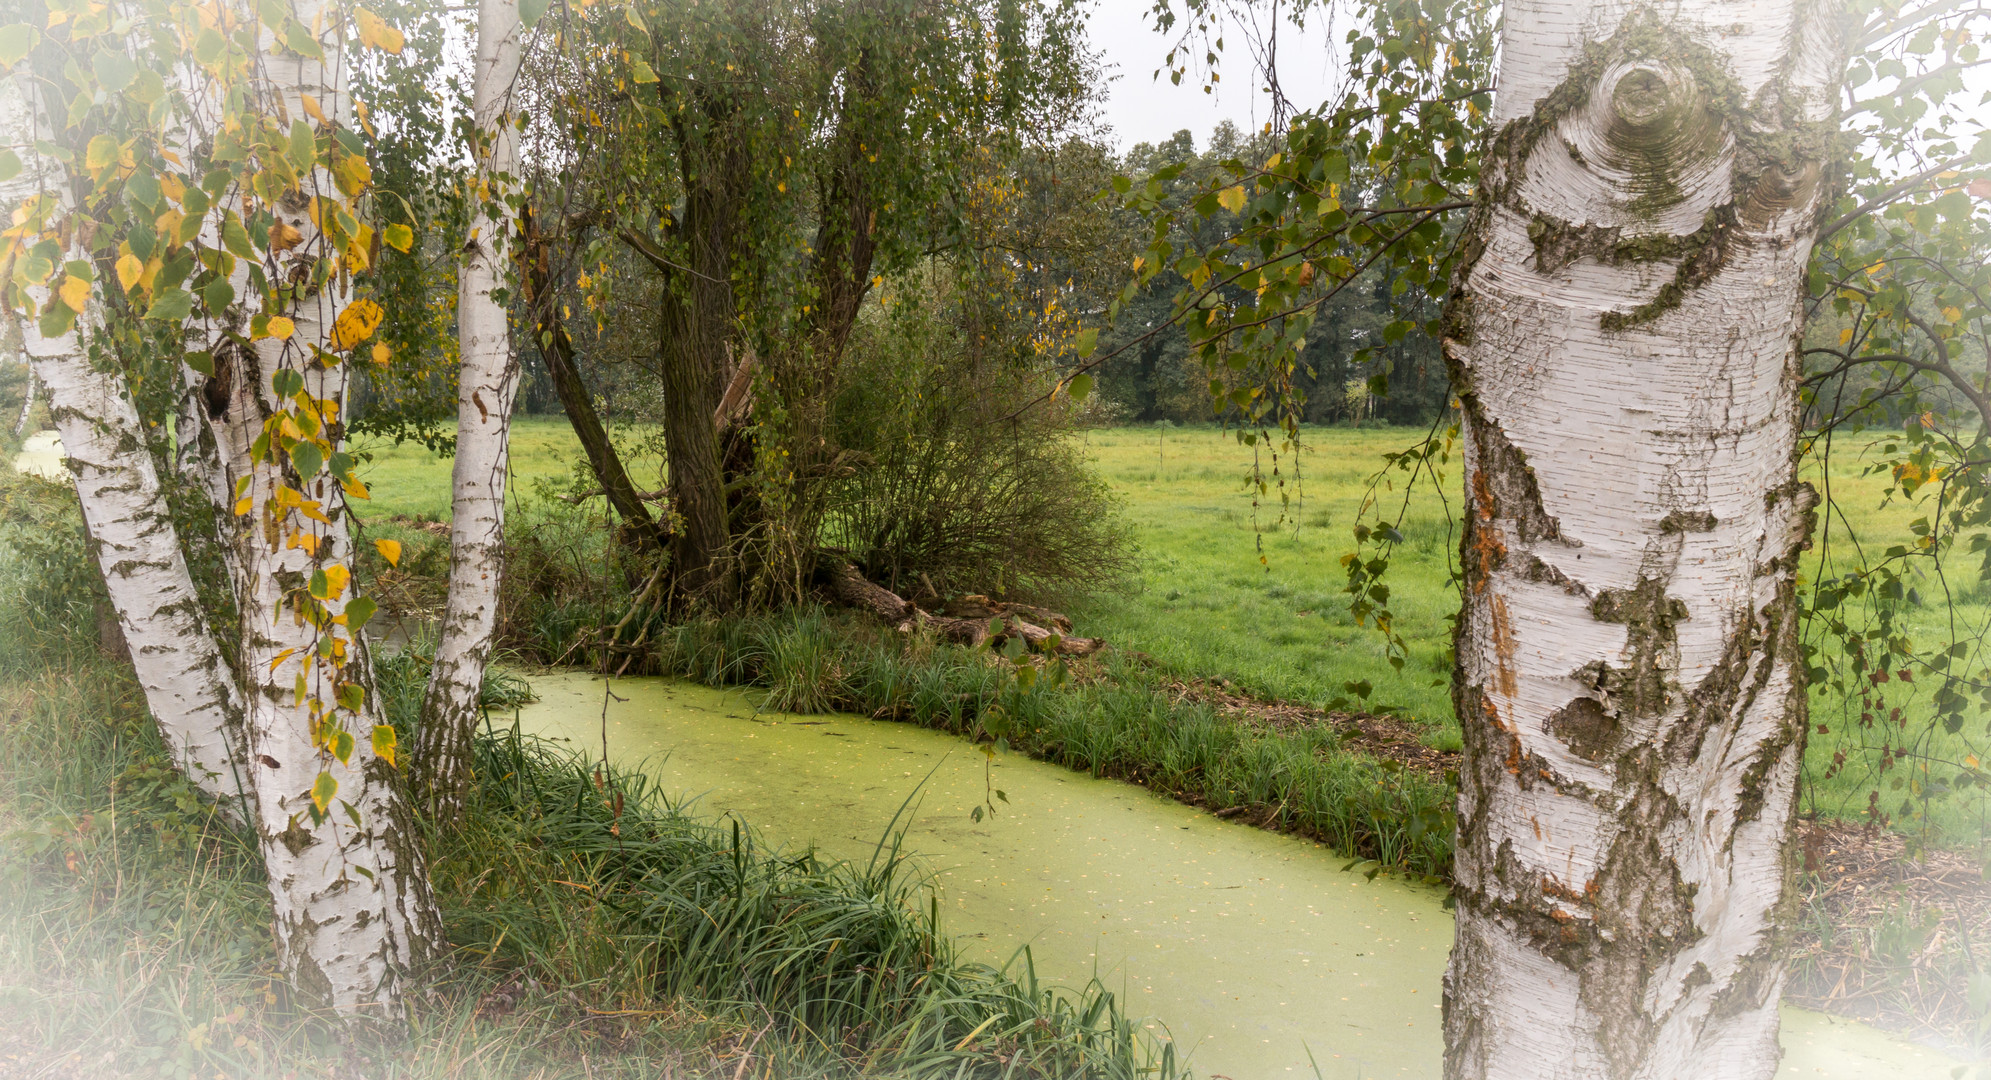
(310, 770, 337, 813)
(85, 134, 116, 171)
(373, 538, 401, 566)
(233, 496, 253, 516)
(57, 275, 89, 313)
(1217, 185, 1246, 214)
(267, 316, 295, 340)
(115, 253, 143, 291)
(321, 564, 349, 599)
(268, 220, 303, 252)
(300, 93, 326, 123)
(354, 8, 404, 53)
(329, 298, 382, 351)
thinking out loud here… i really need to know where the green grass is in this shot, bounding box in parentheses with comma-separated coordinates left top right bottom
(1072, 425, 1460, 736)
(0, 647, 1184, 1079)
(348, 417, 1991, 845)
(351, 415, 664, 522)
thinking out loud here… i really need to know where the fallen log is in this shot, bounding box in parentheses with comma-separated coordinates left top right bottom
(819, 559, 1103, 656)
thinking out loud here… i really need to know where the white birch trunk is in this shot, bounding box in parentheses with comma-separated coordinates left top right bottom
(9, 352, 31, 434)
(416, 0, 524, 819)
(192, 1, 439, 1018)
(0, 74, 251, 820)
(1441, 4, 1843, 1078)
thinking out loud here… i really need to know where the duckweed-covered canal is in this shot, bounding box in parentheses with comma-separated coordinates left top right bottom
(517, 673, 1959, 1079)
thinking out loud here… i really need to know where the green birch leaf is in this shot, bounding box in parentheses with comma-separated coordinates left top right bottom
(310, 770, 337, 813)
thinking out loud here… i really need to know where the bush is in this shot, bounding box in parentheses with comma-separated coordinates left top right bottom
(493, 494, 661, 664)
(823, 276, 1135, 605)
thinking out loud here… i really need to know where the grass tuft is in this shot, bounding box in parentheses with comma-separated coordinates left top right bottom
(0, 650, 1180, 1078)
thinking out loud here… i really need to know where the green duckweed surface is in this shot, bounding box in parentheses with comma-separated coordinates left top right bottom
(516, 673, 1966, 1080)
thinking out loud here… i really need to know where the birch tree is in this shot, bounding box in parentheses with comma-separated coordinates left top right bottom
(1110, 0, 1972, 1072)
(1439, 4, 1842, 1075)
(2, 0, 441, 1020)
(0, 60, 250, 820)
(187, 0, 440, 1018)
(414, 0, 523, 821)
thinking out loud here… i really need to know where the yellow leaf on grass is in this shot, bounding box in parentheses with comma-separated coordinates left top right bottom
(267, 316, 295, 340)
(370, 342, 391, 366)
(329, 298, 382, 351)
(56, 275, 89, 313)
(115, 253, 143, 291)
(373, 538, 401, 566)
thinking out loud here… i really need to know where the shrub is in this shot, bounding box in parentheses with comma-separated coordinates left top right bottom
(823, 276, 1135, 605)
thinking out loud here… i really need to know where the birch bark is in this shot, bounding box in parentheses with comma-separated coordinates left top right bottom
(0, 73, 250, 819)
(1441, 5, 1843, 1078)
(415, 0, 524, 820)
(189, 0, 439, 1018)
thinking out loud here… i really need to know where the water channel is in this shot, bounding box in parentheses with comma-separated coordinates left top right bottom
(516, 672, 1964, 1079)
(11, 430, 63, 480)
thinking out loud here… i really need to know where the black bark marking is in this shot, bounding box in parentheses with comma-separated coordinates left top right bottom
(276, 817, 315, 856)
(1461, 393, 1562, 545)
(1547, 696, 1617, 761)
(1590, 576, 1688, 719)
(1659, 509, 1720, 533)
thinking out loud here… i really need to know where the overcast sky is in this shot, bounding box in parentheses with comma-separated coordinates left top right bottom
(1086, 0, 1343, 152)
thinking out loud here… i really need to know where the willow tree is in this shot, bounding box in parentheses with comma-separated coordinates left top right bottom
(527, 0, 1093, 608)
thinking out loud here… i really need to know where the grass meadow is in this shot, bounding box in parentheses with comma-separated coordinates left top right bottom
(348, 417, 1991, 846)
